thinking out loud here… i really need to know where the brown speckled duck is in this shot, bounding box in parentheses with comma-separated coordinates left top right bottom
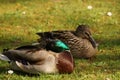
(0, 45, 74, 74)
(37, 25, 98, 59)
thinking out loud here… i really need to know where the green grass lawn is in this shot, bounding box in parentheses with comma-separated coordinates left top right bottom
(0, 0, 120, 80)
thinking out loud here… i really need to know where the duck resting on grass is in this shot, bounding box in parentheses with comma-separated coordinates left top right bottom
(0, 44, 74, 74)
(36, 25, 98, 59)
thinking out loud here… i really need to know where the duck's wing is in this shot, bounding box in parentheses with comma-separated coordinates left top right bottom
(36, 30, 75, 38)
(10, 50, 59, 74)
(11, 61, 40, 74)
(1, 47, 49, 62)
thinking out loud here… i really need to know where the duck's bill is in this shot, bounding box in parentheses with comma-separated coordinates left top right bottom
(89, 35, 97, 48)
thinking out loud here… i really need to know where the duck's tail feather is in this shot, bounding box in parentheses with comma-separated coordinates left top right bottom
(0, 53, 10, 61)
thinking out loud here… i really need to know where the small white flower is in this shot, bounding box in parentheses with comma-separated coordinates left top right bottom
(22, 11, 26, 15)
(8, 70, 14, 74)
(105, 78, 110, 80)
(87, 5, 93, 10)
(107, 12, 112, 16)
(104, 69, 107, 71)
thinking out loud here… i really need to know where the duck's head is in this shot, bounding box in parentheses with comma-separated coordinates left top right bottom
(75, 25, 97, 48)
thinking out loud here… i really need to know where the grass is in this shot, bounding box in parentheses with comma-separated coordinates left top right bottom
(0, 0, 120, 80)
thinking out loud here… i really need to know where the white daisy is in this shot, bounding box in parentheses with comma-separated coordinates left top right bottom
(87, 5, 93, 10)
(22, 11, 26, 15)
(8, 70, 14, 74)
(107, 12, 112, 16)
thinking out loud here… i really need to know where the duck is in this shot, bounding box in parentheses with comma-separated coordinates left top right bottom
(36, 25, 98, 59)
(0, 45, 74, 74)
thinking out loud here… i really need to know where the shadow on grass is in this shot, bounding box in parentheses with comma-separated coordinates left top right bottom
(97, 38, 120, 49)
(0, 65, 40, 77)
(93, 53, 120, 72)
(0, 66, 8, 74)
(96, 52, 120, 61)
(14, 71, 40, 77)
(75, 53, 120, 75)
(90, 37, 120, 72)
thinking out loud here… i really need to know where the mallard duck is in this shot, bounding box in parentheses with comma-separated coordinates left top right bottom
(0, 45, 74, 74)
(37, 25, 98, 59)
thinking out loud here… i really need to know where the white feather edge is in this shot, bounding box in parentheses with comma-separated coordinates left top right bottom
(0, 54, 10, 61)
